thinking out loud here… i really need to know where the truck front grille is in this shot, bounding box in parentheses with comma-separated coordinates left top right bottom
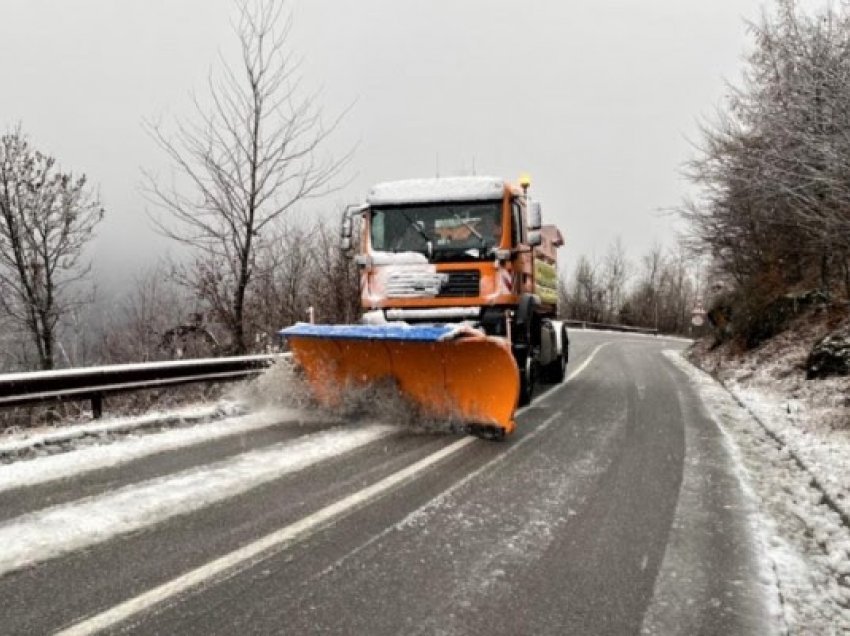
(438, 270, 480, 297)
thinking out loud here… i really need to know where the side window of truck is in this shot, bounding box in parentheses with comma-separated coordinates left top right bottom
(371, 210, 385, 249)
(511, 200, 523, 246)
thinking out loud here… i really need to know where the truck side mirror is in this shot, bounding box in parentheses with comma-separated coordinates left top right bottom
(528, 230, 542, 247)
(340, 216, 352, 243)
(529, 201, 542, 231)
(340, 205, 359, 255)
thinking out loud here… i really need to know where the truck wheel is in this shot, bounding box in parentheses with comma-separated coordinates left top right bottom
(518, 354, 535, 406)
(542, 352, 566, 383)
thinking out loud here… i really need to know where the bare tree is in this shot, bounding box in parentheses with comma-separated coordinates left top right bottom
(98, 265, 196, 363)
(0, 128, 104, 370)
(247, 219, 314, 341)
(684, 0, 850, 305)
(0, 311, 19, 372)
(564, 255, 603, 322)
(561, 238, 700, 335)
(143, 0, 349, 354)
(601, 237, 630, 322)
(246, 213, 360, 346)
(620, 244, 662, 329)
(304, 218, 360, 325)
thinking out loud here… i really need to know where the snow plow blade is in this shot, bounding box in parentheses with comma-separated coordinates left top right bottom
(279, 323, 519, 435)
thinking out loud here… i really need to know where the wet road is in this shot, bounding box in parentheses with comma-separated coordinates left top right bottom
(0, 331, 774, 635)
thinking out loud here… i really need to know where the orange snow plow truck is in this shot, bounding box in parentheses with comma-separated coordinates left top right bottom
(280, 175, 568, 439)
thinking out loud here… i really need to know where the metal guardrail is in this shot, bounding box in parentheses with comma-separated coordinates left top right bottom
(562, 320, 659, 336)
(0, 354, 285, 418)
(0, 321, 659, 419)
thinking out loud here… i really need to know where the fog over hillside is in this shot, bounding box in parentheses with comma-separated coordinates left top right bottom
(0, 0, 786, 295)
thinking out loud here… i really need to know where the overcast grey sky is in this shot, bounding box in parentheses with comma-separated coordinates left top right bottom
(0, 0, 799, 290)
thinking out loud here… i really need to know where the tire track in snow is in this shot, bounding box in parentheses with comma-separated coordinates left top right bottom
(0, 424, 395, 577)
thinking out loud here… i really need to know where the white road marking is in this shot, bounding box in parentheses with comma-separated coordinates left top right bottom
(0, 425, 395, 577)
(56, 436, 478, 636)
(513, 341, 607, 417)
(312, 407, 568, 581)
(566, 343, 607, 382)
(57, 343, 608, 636)
(529, 341, 608, 409)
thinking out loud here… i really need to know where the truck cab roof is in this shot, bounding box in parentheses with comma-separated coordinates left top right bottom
(367, 176, 508, 206)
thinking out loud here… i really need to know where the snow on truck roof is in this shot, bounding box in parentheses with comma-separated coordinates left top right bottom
(367, 176, 506, 205)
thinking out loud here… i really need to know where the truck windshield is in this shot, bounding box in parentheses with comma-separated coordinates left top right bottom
(370, 201, 502, 260)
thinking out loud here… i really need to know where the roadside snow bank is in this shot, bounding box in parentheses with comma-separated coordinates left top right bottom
(725, 380, 850, 524)
(690, 322, 850, 522)
(665, 351, 850, 632)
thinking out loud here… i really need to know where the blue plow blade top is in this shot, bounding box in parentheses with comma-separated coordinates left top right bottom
(278, 322, 460, 343)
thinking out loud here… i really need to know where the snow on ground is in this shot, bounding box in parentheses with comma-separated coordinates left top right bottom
(0, 407, 310, 492)
(666, 351, 850, 633)
(691, 325, 850, 522)
(0, 424, 395, 577)
(0, 354, 294, 449)
(0, 401, 241, 458)
(0, 353, 318, 463)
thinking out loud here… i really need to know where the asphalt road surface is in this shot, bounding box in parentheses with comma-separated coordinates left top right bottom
(0, 331, 775, 635)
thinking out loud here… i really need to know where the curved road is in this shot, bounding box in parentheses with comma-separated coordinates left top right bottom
(0, 331, 774, 635)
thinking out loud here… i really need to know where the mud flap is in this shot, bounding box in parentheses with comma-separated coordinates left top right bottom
(279, 323, 520, 435)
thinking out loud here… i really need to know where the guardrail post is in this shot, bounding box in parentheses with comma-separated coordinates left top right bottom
(92, 394, 104, 419)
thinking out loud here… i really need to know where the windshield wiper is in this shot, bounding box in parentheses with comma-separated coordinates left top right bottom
(397, 210, 434, 259)
(400, 210, 433, 243)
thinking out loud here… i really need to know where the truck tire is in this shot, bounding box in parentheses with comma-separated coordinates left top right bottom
(518, 352, 535, 405)
(541, 351, 566, 383)
(537, 323, 566, 383)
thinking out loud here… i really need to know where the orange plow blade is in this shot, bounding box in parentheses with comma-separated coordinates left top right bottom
(279, 323, 520, 435)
